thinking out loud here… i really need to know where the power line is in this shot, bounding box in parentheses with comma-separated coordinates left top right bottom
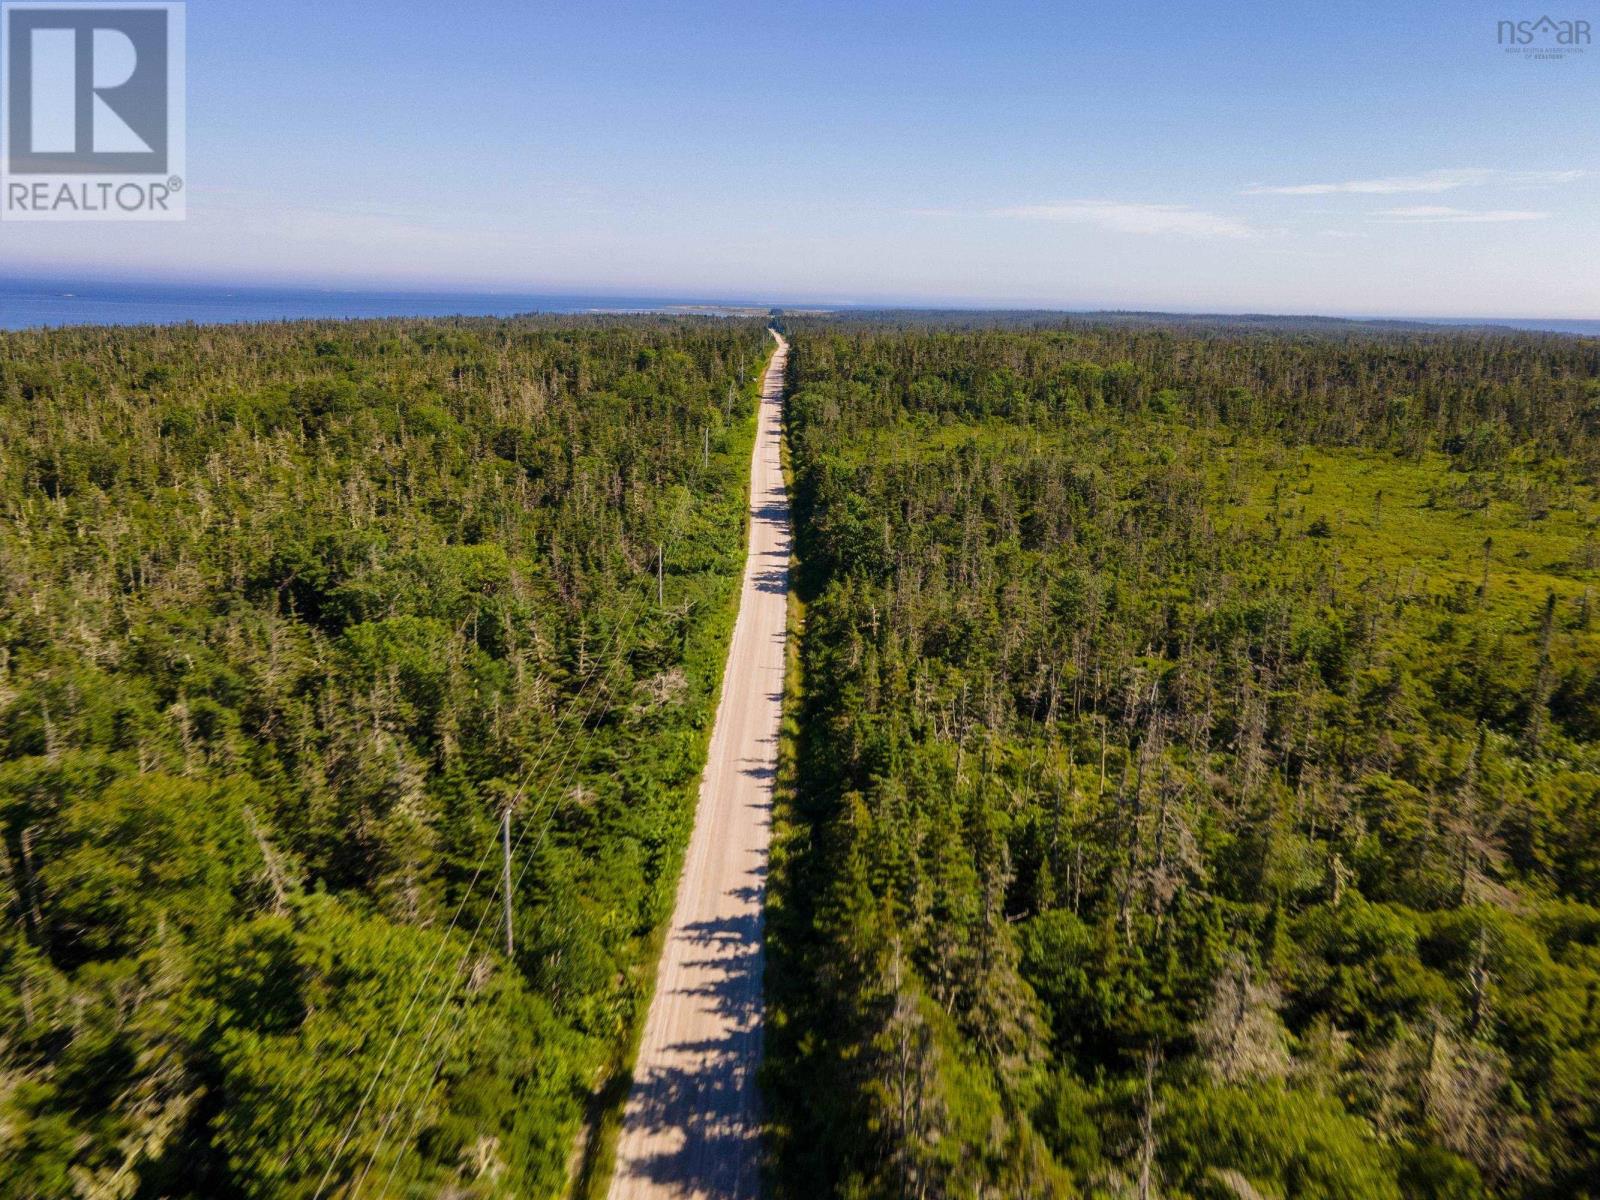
(306, 605, 640, 1200)
(364, 335, 787, 1197)
(346, 584, 657, 1197)
(501, 804, 514, 958)
(311, 344, 776, 1198)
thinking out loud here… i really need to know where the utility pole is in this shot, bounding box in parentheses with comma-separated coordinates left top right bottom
(501, 805, 514, 957)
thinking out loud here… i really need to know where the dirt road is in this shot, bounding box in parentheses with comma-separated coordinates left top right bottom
(605, 331, 790, 1200)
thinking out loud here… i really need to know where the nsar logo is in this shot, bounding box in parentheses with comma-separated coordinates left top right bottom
(1496, 14, 1591, 59)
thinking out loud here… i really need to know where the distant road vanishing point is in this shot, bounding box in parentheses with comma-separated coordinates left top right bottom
(605, 330, 791, 1200)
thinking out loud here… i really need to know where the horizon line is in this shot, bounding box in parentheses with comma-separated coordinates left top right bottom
(2, 271, 1597, 327)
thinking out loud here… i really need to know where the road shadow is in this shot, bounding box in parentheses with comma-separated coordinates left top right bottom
(752, 568, 789, 596)
(611, 910, 766, 1197)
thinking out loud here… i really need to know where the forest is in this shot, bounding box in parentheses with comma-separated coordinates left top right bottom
(0, 314, 772, 1197)
(6, 307, 1600, 1200)
(767, 317, 1600, 1200)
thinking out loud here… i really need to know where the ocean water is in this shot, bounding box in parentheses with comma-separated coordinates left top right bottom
(1417, 316, 1600, 337)
(0, 281, 762, 331)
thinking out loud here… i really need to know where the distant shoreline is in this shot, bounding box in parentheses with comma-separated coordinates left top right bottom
(1, 281, 1594, 337)
(0, 282, 779, 332)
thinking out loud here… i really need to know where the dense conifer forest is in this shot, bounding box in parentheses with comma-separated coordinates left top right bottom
(6, 309, 1600, 1200)
(768, 318, 1600, 1200)
(0, 315, 771, 1197)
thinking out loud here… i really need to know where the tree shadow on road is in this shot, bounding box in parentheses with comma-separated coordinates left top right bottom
(610, 904, 767, 1196)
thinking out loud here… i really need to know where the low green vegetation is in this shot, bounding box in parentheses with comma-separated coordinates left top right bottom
(0, 315, 770, 1197)
(768, 319, 1600, 1200)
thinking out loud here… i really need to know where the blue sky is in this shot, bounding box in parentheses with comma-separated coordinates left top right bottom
(3, 0, 1597, 316)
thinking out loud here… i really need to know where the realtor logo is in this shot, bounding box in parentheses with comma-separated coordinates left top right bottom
(2, 2, 185, 220)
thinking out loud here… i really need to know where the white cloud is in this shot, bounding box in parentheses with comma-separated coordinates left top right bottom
(994, 201, 1255, 239)
(1243, 168, 1587, 196)
(1376, 205, 1550, 223)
